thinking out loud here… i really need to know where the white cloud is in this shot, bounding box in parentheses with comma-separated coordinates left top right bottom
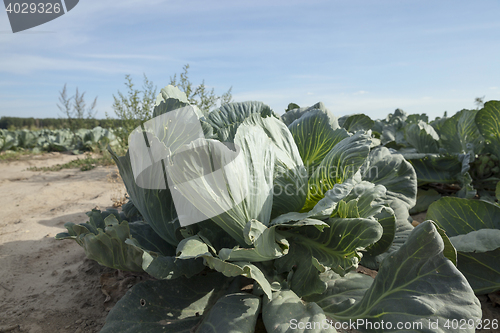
(79, 54, 170, 60)
(353, 90, 368, 95)
(0, 54, 144, 75)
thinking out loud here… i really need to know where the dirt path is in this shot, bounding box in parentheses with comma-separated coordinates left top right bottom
(0, 153, 127, 333)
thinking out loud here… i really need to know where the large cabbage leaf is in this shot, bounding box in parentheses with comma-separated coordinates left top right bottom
(303, 131, 371, 211)
(476, 100, 500, 158)
(326, 221, 481, 333)
(110, 149, 180, 246)
(100, 273, 232, 333)
(427, 197, 500, 294)
(263, 290, 337, 333)
(56, 209, 176, 272)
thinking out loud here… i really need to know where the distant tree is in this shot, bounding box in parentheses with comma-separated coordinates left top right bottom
(169, 64, 232, 115)
(109, 65, 233, 149)
(474, 96, 485, 110)
(58, 84, 97, 133)
(107, 74, 157, 148)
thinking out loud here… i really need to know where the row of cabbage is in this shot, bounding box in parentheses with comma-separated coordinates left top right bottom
(56, 86, 499, 333)
(337, 102, 500, 206)
(0, 126, 119, 153)
(336, 101, 500, 300)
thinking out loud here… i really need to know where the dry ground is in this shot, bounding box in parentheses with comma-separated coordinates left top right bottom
(0, 152, 133, 333)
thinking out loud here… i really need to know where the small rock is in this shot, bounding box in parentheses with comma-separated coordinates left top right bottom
(74, 328, 82, 333)
(75, 319, 82, 325)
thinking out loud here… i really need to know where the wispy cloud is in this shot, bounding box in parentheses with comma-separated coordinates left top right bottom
(0, 54, 152, 75)
(79, 54, 171, 60)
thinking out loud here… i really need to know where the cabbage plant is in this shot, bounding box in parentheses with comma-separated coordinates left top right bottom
(57, 86, 481, 333)
(427, 197, 500, 294)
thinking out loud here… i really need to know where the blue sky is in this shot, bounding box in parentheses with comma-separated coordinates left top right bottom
(1, 0, 499, 121)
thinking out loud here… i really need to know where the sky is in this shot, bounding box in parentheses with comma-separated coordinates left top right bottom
(1, 0, 500, 121)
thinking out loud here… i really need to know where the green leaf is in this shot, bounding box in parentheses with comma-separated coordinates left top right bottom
(167, 124, 275, 246)
(203, 257, 273, 299)
(281, 102, 337, 127)
(126, 237, 205, 280)
(274, 243, 328, 297)
(407, 113, 429, 124)
(451, 230, 500, 294)
(153, 85, 192, 118)
(195, 293, 261, 333)
(287, 108, 349, 178)
(338, 114, 374, 133)
(303, 271, 373, 314)
(366, 208, 396, 257)
(428, 197, 500, 293)
(409, 188, 442, 214)
(432, 221, 457, 267)
(496, 180, 500, 201)
(263, 290, 337, 333)
(362, 147, 417, 211)
(176, 236, 212, 259)
(335, 181, 396, 257)
(101, 273, 230, 333)
(331, 221, 481, 332)
(427, 197, 500, 236)
(450, 228, 500, 253)
(206, 101, 275, 141)
(360, 147, 416, 268)
(55, 213, 172, 272)
(176, 236, 274, 298)
(404, 152, 470, 186)
(304, 131, 372, 211)
(286, 102, 300, 112)
(270, 178, 358, 225)
(231, 114, 308, 217)
(476, 100, 500, 158)
(109, 149, 180, 247)
(275, 217, 382, 297)
(439, 109, 484, 154)
(404, 120, 440, 153)
(219, 220, 289, 262)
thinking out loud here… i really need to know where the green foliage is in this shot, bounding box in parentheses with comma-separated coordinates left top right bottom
(109, 74, 157, 148)
(57, 87, 485, 333)
(428, 197, 500, 294)
(169, 64, 233, 115)
(0, 127, 119, 154)
(109, 65, 233, 149)
(359, 101, 500, 210)
(58, 84, 98, 135)
(0, 116, 123, 130)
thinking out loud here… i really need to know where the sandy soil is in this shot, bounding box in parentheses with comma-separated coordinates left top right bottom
(0, 153, 498, 333)
(0, 153, 132, 333)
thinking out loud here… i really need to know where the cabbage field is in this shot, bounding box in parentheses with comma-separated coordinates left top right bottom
(0, 126, 119, 154)
(12, 86, 500, 332)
